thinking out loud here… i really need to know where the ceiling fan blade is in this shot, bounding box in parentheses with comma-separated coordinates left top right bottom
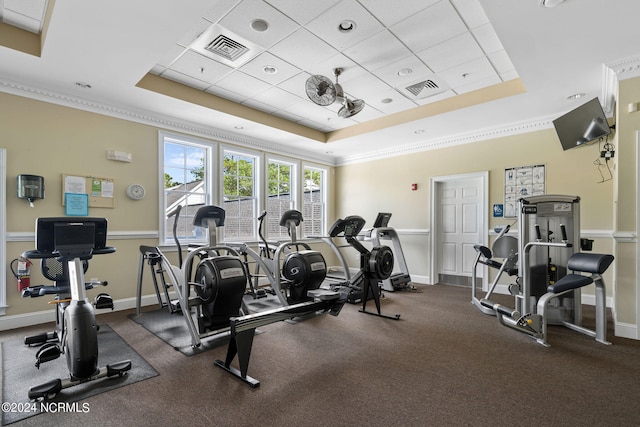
(338, 98, 365, 118)
(305, 75, 336, 106)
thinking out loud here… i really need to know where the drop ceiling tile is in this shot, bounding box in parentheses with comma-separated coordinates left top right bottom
(343, 30, 411, 73)
(454, 75, 502, 94)
(252, 86, 303, 109)
(206, 85, 249, 103)
(472, 23, 505, 55)
(176, 18, 215, 48)
(281, 99, 333, 121)
(215, 70, 272, 97)
(271, 109, 304, 123)
(438, 56, 498, 89)
(417, 32, 485, 73)
(277, 71, 311, 97)
(309, 53, 360, 81)
(160, 69, 212, 90)
(201, 0, 242, 24)
(500, 69, 519, 82)
(488, 50, 516, 75)
(1, 9, 41, 33)
(336, 72, 392, 101)
(414, 89, 456, 106)
(238, 51, 300, 84)
(156, 45, 189, 68)
(372, 55, 434, 88)
(346, 104, 384, 122)
(367, 88, 418, 114)
(217, 0, 299, 48)
(5, 0, 46, 20)
(269, 28, 338, 71)
(390, 1, 467, 52)
(358, 0, 440, 27)
(450, 0, 490, 30)
(242, 97, 279, 113)
(264, 0, 341, 25)
(169, 50, 234, 84)
(305, 1, 385, 51)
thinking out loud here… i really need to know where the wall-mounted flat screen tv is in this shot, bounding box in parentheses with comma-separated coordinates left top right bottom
(552, 97, 611, 151)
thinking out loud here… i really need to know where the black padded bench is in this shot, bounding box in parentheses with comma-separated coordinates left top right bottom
(536, 252, 614, 346)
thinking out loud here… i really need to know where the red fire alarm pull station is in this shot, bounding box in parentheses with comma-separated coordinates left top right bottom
(411, 183, 418, 191)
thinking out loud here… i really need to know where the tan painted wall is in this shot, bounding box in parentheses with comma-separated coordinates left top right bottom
(1, 92, 332, 318)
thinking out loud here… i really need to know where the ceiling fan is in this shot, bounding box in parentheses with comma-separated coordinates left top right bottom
(305, 68, 365, 118)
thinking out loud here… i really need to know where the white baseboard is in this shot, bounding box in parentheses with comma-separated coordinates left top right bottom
(0, 294, 160, 332)
(614, 322, 638, 340)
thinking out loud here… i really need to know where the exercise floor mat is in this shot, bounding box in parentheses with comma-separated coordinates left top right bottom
(1, 324, 158, 426)
(129, 294, 284, 356)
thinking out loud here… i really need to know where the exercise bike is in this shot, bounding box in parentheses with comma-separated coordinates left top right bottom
(21, 217, 131, 400)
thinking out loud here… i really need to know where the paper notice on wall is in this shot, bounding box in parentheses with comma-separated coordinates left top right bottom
(64, 175, 86, 194)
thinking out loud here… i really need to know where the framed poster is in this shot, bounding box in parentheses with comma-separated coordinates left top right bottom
(504, 164, 545, 218)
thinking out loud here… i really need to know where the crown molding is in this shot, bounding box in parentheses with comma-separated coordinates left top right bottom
(334, 117, 554, 166)
(0, 77, 336, 166)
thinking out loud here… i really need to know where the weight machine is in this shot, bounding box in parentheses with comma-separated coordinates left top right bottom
(21, 217, 131, 400)
(480, 195, 614, 346)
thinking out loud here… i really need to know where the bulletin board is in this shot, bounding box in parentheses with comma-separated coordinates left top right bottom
(62, 174, 115, 209)
(504, 164, 545, 218)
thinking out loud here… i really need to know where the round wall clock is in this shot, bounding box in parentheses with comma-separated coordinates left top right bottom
(126, 184, 145, 200)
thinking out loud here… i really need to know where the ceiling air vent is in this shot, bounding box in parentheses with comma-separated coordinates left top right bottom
(204, 35, 249, 62)
(397, 75, 450, 101)
(405, 80, 439, 97)
(190, 24, 262, 68)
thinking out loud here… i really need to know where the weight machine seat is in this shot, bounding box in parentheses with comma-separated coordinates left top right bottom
(473, 235, 518, 276)
(547, 253, 615, 294)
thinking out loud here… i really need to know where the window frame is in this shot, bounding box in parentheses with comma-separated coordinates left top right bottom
(158, 132, 215, 246)
(220, 145, 262, 242)
(301, 163, 328, 238)
(265, 155, 298, 240)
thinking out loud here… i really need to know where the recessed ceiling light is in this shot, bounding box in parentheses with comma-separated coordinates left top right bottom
(398, 68, 413, 77)
(251, 19, 269, 32)
(75, 82, 92, 89)
(567, 93, 586, 100)
(263, 65, 278, 74)
(381, 98, 393, 104)
(338, 20, 356, 33)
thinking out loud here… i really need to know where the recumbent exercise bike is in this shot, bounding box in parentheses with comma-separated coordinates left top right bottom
(21, 217, 131, 400)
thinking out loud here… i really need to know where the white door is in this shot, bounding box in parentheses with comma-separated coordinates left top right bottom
(430, 172, 487, 285)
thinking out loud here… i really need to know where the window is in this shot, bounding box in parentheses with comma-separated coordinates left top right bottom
(267, 158, 296, 239)
(160, 133, 212, 245)
(302, 165, 327, 237)
(223, 149, 259, 240)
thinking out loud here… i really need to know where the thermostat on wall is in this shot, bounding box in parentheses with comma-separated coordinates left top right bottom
(126, 184, 145, 200)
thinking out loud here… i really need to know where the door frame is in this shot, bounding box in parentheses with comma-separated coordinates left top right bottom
(429, 171, 488, 286)
(0, 148, 6, 314)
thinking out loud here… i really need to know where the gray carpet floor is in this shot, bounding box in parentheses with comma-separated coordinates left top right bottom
(1, 324, 158, 425)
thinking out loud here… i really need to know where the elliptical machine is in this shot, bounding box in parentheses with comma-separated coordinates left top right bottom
(21, 217, 131, 400)
(234, 209, 328, 306)
(136, 205, 248, 348)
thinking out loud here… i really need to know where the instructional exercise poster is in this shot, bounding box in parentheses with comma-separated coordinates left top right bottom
(504, 164, 545, 218)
